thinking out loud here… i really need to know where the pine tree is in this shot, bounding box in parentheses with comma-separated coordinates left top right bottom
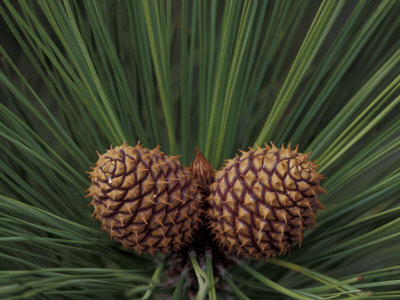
(0, 1, 399, 299)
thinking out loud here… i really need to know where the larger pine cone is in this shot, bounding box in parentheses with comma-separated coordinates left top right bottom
(207, 143, 326, 259)
(87, 142, 201, 255)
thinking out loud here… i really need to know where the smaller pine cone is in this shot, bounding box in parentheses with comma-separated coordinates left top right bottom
(207, 143, 326, 259)
(190, 147, 215, 199)
(87, 142, 201, 255)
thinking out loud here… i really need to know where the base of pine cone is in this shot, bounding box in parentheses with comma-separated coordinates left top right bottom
(163, 224, 236, 299)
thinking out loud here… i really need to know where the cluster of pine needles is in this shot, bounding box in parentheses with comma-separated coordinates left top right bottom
(0, 1, 399, 299)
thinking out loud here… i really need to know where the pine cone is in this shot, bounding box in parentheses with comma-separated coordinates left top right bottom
(87, 142, 201, 255)
(190, 147, 214, 189)
(190, 147, 214, 202)
(207, 143, 326, 259)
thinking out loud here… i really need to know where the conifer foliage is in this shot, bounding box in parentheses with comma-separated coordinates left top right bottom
(0, 1, 399, 299)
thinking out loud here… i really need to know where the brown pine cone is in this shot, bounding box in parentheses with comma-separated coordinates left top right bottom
(87, 142, 201, 255)
(190, 147, 214, 203)
(207, 143, 326, 259)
